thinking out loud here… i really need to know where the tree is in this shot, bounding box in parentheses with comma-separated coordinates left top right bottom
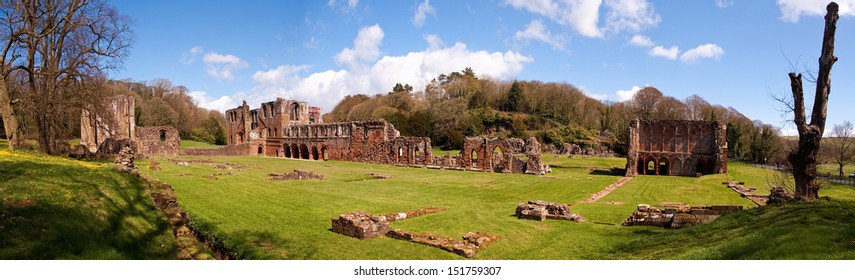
(0, 0, 133, 153)
(828, 121, 855, 177)
(505, 80, 525, 112)
(191, 115, 227, 145)
(787, 2, 839, 200)
(630, 86, 663, 119)
(392, 83, 413, 93)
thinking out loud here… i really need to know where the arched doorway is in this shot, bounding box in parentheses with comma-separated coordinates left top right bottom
(672, 157, 683, 176)
(491, 146, 504, 170)
(471, 149, 479, 168)
(291, 144, 299, 159)
(257, 145, 263, 156)
(398, 147, 404, 163)
(659, 157, 670, 176)
(646, 157, 657, 175)
(283, 143, 291, 158)
(311, 146, 319, 160)
(300, 144, 309, 160)
(321, 146, 328, 160)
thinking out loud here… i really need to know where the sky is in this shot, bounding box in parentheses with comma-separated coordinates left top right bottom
(111, 0, 855, 136)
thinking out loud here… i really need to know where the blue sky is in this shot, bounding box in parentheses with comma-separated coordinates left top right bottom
(112, 0, 855, 135)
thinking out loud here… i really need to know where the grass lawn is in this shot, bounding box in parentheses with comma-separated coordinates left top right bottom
(180, 140, 223, 149)
(137, 153, 855, 259)
(0, 149, 176, 259)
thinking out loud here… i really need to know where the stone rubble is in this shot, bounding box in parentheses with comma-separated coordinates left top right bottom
(268, 169, 325, 180)
(515, 200, 586, 222)
(623, 203, 743, 229)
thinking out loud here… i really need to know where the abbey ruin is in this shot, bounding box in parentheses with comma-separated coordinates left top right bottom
(625, 119, 727, 177)
(78, 95, 180, 157)
(185, 99, 549, 175)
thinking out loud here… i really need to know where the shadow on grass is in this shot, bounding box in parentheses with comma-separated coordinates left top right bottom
(0, 160, 176, 259)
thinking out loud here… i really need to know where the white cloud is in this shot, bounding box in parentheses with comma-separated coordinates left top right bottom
(188, 91, 236, 113)
(238, 32, 532, 114)
(514, 20, 567, 50)
(504, 0, 660, 38)
(648, 45, 679, 60)
(202, 52, 249, 80)
(328, 0, 359, 9)
(603, 0, 661, 34)
(413, 0, 435, 27)
(616, 85, 646, 101)
(679, 43, 725, 63)
(777, 0, 855, 22)
(180, 46, 203, 64)
(424, 34, 445, 50)
(629, 34, 654, 47)
(579, 86, 607, 100)
(715, 0, 733, 8)
(334, 24, 384, 70)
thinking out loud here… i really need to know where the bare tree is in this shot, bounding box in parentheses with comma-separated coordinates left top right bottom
(0, 0, 133, 153)
(828, 121, 855, 177)
(787, 2, 839, 200)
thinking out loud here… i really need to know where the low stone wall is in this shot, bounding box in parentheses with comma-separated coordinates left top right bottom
(623, 204, 743, 229)
(515, 200, 585, 222)
(269, 169, 324, 180)
(183, 143, 253, 156)
(331, 211, 391, 239)
(386, 230, 497, 258)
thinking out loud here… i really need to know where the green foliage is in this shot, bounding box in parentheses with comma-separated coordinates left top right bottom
(0, 150, 176, 259)
(504, 81, 525, 112)
(539, 125, 599, 148)
(191, 116, 227, 145)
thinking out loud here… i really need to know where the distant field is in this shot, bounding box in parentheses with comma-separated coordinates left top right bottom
(180, 140, 223, 149)
(138, 153, 855, 259)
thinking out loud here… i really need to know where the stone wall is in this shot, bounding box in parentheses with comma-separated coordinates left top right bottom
(625, 119, 727, 177)
(183, 143, 254, 156)
(80, 95, 135, 152)
(136, 126, 180, 157)
(331, 211, 391, 239)
(623, 203, 743, 228)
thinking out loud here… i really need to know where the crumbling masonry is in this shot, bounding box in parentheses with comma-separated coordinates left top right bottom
(187, 99, 549, 175)
(625, 119, 727, 177)
(79, 95, 180, 157)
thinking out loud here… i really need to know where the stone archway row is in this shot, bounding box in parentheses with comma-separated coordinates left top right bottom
(275, 142, 326, 161)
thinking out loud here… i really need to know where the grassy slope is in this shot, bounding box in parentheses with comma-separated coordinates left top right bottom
(180, 140, 223, 149)
(138, 152, 855, 260)
(0, 149, 176, 259)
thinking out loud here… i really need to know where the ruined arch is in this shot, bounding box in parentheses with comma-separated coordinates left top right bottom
(291, 143, 299, 159)
(300, 144, 310, 160)
(672, 157, 683, 176)
(398, 147, 404, 163)
(659, 157, 670, 176)
(257, 145, 264, 156)
(310, 146, 319, 160)
(471, 149, 479, 168)
(290, 103, 300, 121)
(645, 156, 657, 175)
(321, 146, 328, 160)
(283, 142, 291, 158)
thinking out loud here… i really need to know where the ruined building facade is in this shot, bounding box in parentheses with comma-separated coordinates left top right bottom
(625, 119, 727, 177)
(193, 100, 549, 175)
(79, 95, 180, 157)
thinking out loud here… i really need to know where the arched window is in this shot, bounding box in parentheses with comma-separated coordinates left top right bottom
(290, 103, 300, 121)
(159, 130, 166, 142)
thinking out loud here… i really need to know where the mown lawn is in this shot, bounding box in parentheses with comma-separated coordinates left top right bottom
(0, 149, 176, 259)
(138, 153, 855, 259)
(180, 140, 223, 149)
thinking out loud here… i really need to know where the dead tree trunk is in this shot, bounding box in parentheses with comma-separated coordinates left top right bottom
(787, 2, 839, 201)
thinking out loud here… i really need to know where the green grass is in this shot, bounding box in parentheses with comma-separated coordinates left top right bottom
(0, 149, 176, 259)
(430, 147, 460, 157)
(180, 140, 223, 149)
(136, 153, 855, 259)
(818, 163, 855, 177)
(611, 199, 855, 259)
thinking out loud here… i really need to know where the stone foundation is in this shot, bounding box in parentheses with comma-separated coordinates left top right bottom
(269, 169, 324, 180)
(386, 230, 498, 258)
(515, 201, 585, 222)
(623, 203, 743, 229)
(331, 212, 391, 239)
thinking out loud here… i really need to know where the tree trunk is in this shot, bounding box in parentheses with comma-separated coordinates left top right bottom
(0, 78, 22, 149)
(787, 2, 839, 201)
